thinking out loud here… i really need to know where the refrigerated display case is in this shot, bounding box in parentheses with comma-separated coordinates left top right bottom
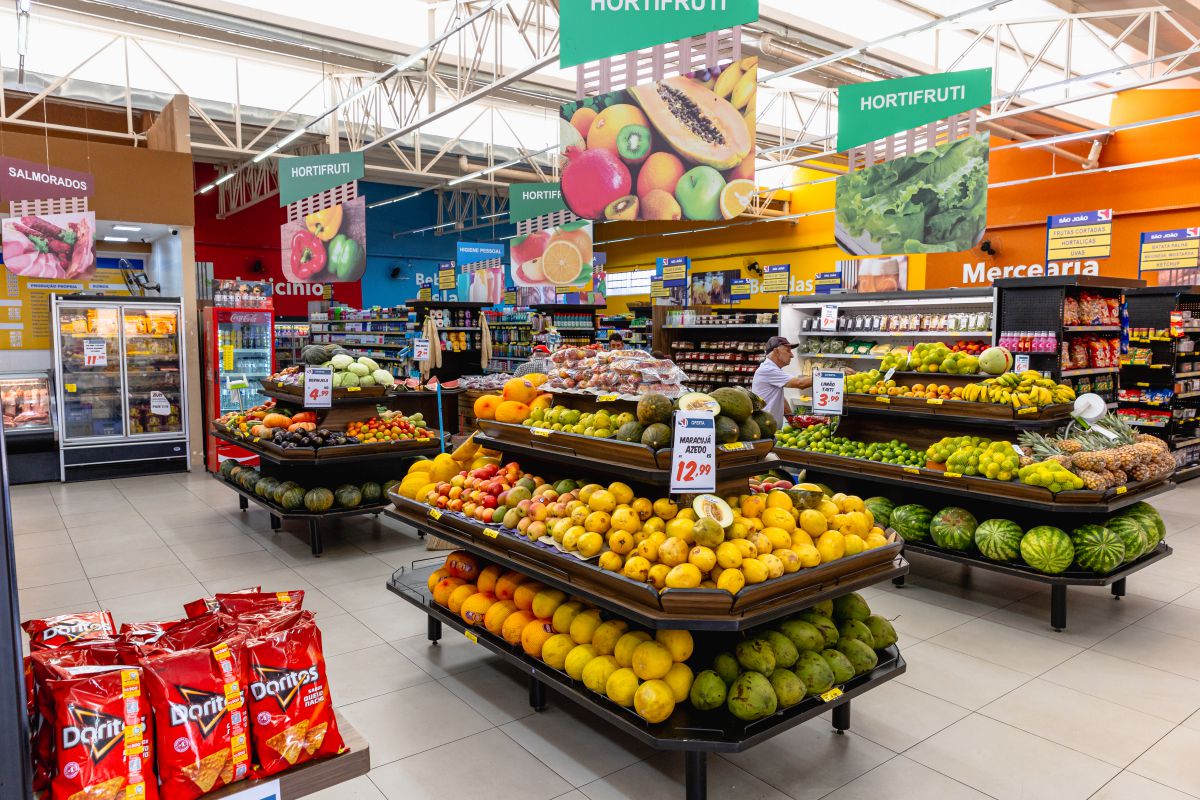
(51, 295, 189, 481)
(273, 320, 309, 370)
(202, 306, 273, 472)
(0, 371, 58, 483)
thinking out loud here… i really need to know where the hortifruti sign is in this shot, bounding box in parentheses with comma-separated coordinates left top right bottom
(836, 68, 992, 152)
(277, 152, 365, 206)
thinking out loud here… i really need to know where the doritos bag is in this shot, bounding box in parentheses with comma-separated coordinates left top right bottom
(151, 613, 231, 654)
(182, 586, 261, 620)
(246, 615, 344, 777)
(23, 611, 116, 652)
(141, 640, 252, 799)
(118, 619, 183, 649)
(216, 590, 304, 617)
(47, 665, 157, 800)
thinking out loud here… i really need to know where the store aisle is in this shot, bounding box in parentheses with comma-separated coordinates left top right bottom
(10, 473, 1200, 800)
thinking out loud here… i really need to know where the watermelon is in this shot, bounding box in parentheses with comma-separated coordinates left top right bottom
(335, 485, 362, 508)
(1106, 515, 1149, 563)
(304, 487, 335, 512)
(974, 519, 1023, 562)
(279, 486, 306, 511)
(890, 504, 932, 542)
(1071, 524, 1125, 574)
(360, 482, 383, 503)
(930, 507, 978, 551)
(1020, 526, 1075, 574)
(1127, 502, 1166, 547)
(863, 497, 896, 529)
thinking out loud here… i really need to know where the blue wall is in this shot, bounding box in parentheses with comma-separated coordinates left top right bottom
(358, 181, 516, 307)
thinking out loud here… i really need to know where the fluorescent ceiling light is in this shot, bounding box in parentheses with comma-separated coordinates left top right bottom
(103, 236, 129, 242)
(112, 225, 142, 232)
(253, 129, 306, 163)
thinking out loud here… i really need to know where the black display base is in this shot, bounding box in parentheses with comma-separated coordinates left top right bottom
(3, 448, 58, 484)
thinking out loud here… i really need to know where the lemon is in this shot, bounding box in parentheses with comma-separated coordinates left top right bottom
(634, 679, 676, 723)
(606, 667, 640, 707)
(569, 608, 603, 644)
(799, 509, 828, 537)
(607, 530, 635, 555)
(688, 545, 717, 573)
(816, 530, 846, 562)
(608, 482, 635, 506)
(662, 662, 694, 703)
(576, 531, 604, 558)
(582, 654, 620, 693)
(794, 543, 821, 567)
(664, 563, 702, 589)
(763, 527, 792, 552)
(655, 629, 694, 661)
(598, 551, 624, 572)
(652, 498, 678, 520)
(623, 555, 652, 582)
(843, 533, 866, 555)
(591, 620, 629, 656)
(759, 552, 785, 579)
(717, 567, 745, 595)
(540, 633, 576, 670)
(647, 563, 671, 590)
(564, 643, 597, 680)
(716, 541, 743, 569)
(614, 630, 652, 667)
(742, 557, 769, 584)
(631, 640, 673, 680)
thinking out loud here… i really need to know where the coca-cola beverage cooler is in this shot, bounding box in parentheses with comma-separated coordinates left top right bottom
(0, 370, 58, 483)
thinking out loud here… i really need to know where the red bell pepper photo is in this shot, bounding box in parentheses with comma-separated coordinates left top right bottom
(291, 229, 327, 279)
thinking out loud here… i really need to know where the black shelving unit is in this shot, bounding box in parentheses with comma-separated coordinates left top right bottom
(411, 301, 493, 381)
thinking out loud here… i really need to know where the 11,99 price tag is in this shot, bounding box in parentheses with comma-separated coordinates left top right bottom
(670, 410, 716, 494)
(304, 366, 333, 408)
(812, 370, 844, 416)
(83, 339, 107, 367)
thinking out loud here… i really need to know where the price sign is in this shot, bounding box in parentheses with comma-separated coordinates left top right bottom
(149, 391, 170, 416)
(83, 339, 107, 367)
(669, 410, 716, 494)
(222, 345, 234, 371)
(819, 303, 839, 332)
(812, 370, 844, 416)
(414, 338, 430, 361)
(1014, 354, 1030, 372)
(219, 778, 279, 800)
(597, 393, 619, 403)
(304, 366, 333, 408)
(883, 367, 896, 383)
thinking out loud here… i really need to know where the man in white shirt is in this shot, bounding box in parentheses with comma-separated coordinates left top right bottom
(752, 336, 814, 425)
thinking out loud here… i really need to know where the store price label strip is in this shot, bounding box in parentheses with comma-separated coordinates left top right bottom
(304, 366, 333, 408)
(670, 410, 716, 494)
(414, 338, 430, 361)
(220, 779, 280, 800)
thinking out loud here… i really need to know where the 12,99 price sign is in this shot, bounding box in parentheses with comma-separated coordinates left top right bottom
(813, 370, 845, 416)
(669, 410, 716, 494)
(304, 365, 333, 408)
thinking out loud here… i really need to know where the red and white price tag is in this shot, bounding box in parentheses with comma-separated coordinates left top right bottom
(669, 410, 716, 494)
(149, 391, 170, 416)
(413, 338, 430, 361)
(1014, 354, 1030, 372)
(83, 339, 107, 367)
(819, 303, 839, 332)
(304, 366, 333, 408)
(813, 370, 844, 416)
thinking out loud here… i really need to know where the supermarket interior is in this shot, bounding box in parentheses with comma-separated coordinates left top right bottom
(5, 2, 1200, 799)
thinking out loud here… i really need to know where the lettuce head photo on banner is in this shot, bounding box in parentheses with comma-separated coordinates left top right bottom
(835, 131, 989, 255)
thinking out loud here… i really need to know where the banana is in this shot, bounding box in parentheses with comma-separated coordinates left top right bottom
(731, 69, 757, 110)
(739, 56, 759, 72)
(713, 64, 743, 100)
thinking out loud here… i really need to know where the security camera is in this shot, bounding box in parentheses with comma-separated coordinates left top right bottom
(980, 239, 996, 255)
(170, 228, 179, 236)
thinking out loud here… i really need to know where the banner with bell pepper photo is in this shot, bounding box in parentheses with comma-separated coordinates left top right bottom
(559, 57, 756, 223)
(280, 197, 366, 282)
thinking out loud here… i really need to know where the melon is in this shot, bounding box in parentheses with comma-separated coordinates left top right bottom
(676, 392, 720, 414)
(218, 460, 237, 478)
(360, 482, 382, 503)
(714, 415, 740, 444)
(890, 504, 932, 542)
(273, 480, 302, 504)
(613, 421, 645, 443)
(1071, 524, 1125, 574)
(710, 387, 753, 422)
(979, 346, 1014, 375)
(751, 411, 777, 440)
(636, 392, 674, 425)
(1020, 526, 1074, 574)
(1106, 515, 1149, 563)
(335, 485, 362, 508)
(863, 497, 895, 529)
(304, 487, 335, 512)
(693, 495, 733, 528)
(929, 507, 978, 551)
(974, 518, 1023, 562)
(279, 486, 306, 511)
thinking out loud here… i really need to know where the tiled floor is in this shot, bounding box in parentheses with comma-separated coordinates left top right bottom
(10, 471, 1200, 800)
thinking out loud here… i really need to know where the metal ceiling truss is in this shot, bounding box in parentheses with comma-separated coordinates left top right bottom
(215, 142, 324, 218)
(420, 187, 510, 238)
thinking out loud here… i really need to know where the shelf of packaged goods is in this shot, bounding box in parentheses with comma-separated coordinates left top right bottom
(799, 330, 992, 338)
(798, 353, 883, 361)
(317, 341, 408, 350)
(1178, 390, 1200, 399)
(1060, 367, 1119, 377)
(386, 567, 905, 772)
(1175, 371, 1200, 379)
(663, 324, 778, 330)
(384, 500, 909, 632)
(1172, 436, 1200, 448)
(212, 428, 444, 464)
(840, 395, 1071, 428)
(1125, 419, 1170, 429)
(1063, 325, 1122, 333)
(772, 446, 1175, 513)
(896, 540, 1172, 630)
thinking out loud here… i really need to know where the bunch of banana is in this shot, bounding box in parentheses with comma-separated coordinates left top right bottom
(962, 371, 1076, 408)
(706, 56, 757, 128)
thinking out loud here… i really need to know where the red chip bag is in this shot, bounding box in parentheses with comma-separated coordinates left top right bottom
(151, 613, 233, 654)
(141, 640, 252, 799)
(23, 611, 116, 652)
(48, 665, 158, 800)
(246, 615, 344, 777)
(119, 619, 184, 649)
(217, 591, 304, 617)
(183, 586, 261, 620)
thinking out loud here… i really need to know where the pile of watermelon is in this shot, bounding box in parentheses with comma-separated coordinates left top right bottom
(871, 495, 1165, 576)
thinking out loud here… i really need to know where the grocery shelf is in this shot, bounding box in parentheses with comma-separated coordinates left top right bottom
(798, 353, 884, 360)
(1059, 367, 1119, 377)
(838, 395, 1070, 428)
(212, 428, 443, 465)
(1063, 325, 1122, 332)
(795, 330, 991, 338)
(1176, 464, 1200, 482)
(386, 564, 906, 758)
(897, 541, 1172, 630)
(662, 324, 778, 330)
(1178, 390, 1200, 399)
(1176, 371, 1200, 378)
(1172, 436, 1200, 448)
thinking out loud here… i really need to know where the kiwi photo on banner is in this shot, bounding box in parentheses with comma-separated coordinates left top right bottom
(509, 220, 594, 290)
(689, 270, 740, 306)
(835, 132, 988, 256)
(837, 256, 909, 292)
(559, 58, 756, 223)
(280, 195, 366, 282)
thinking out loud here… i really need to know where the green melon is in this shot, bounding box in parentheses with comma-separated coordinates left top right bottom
(1020, 526, 1075, 574)
(890, 504, 932, 542)
(255, 476, 280, 500)
(974, 519, 1023, 562)
(335, 484, 362, 508)
(614, 420, 646, 443)
(280, 486, 306, 510)
(714, 415, 740, 444)
(304, 487, 334, 512)
(636, 392, 674, 425)
(641, 423, 672, 449)
(273, 481, 302, 504)
(1071, 524, 1125, 574)
(751, 411, 777, 440)
(929, 507, 978, 551)
(1106, 516, 1149, 563)
(710, 387, 752, 422)
(737, 416, 761, 441)
(218, 460, 237, 478)
(863, 497, 895, 528)
(360, 482, 382, 503)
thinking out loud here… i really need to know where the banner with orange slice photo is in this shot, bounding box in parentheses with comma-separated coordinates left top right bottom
(509, 220, 594, 290)
(559, 58, 756, 223)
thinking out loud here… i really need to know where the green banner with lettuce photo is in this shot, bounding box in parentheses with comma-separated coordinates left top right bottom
(834, 132, 989, 256)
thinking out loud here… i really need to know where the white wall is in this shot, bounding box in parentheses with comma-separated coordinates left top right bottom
(148, 234, 184, 297)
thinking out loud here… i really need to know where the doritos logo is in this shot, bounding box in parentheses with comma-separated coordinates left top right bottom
(61, 705, 124, 762)
(40, 619, 107, 644)
(169, 687, 228, 738)
(250, 665, 318, 711)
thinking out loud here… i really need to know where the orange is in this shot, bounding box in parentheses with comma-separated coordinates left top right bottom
(540, 240, 584, 286)
(426, 567, 450, 593)
(570, 106, 598, 140)
(473, 394, 502, 420)
(720, 179, 755, 220)
(476, 564, 503, 595)
(501, 610, 536, 645)
(445, 551, 482, 581)
(586, 103, 650, 156)
(494, 570, 525, 601)
(432, 577, 465, 607)
(521, 618, 556, 658)
(636, 151, 686, 198)
(502, 377, 539, 405)
(483, 599, 518, 635)
(513, 581, 546, 612)
(494, 400, 532, 424)
(446, 583, 478, 615)
(460, 592, 495, 626)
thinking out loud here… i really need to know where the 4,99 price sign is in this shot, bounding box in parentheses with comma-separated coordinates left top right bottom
(669, 410, 715, 493)
(304, 366, 333, 408)
(813, 370, 845, 416)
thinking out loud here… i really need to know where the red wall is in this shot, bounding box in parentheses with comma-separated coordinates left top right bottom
(193, 164, 362, 316)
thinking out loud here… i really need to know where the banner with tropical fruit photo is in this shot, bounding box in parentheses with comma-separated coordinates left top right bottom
(559, 58, 757, 223)
(509, 220, 595, 289)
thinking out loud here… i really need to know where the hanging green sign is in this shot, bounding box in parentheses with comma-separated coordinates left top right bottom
(836, 68, 992, 152)
(560, 0, 759, 69)
(508, 183, 568, 222)
(278, 152, 364, 206)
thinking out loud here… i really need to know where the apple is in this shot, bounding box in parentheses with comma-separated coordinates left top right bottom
(510, 232, 550, 272)
(436, 496, 449, 509)
(497, 490, 509, 506)
(462, 502, 477, 517)
(480, 508, 494, 523)
(674, 165, 725, 221)
(529, 504, 548, 522)
(448, 499, 463, 512)
(517, 499, 532, 512)
(482, 495, 497, 509)
(448, 486, 462, 500)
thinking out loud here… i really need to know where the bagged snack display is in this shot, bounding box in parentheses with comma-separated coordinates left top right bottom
(545, 349, 689, 397)
(245, 614, 344, 777)
(216, 590, 305, 617)
(183, 586, 261, 619)
(23, 611, 116, 652)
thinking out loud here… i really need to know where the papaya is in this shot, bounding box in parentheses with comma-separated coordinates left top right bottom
(630, 76, 752, 170)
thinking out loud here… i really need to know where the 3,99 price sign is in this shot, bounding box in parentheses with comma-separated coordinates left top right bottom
(304, 366, 333, 408)
(669, 410, 716, 493)
(813, 370, 845, 416)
